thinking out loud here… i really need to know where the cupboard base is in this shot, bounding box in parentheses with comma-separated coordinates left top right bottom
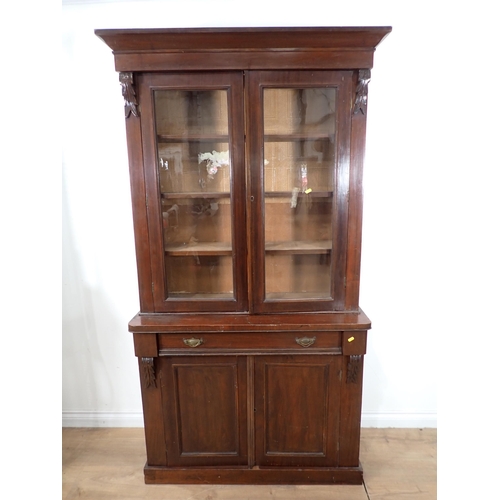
(144, 464, 363, 485)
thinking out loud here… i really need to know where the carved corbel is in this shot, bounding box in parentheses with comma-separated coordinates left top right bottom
(119, 72, 139, 118)
(141, 357, 156, 388)
(347, 355, 362, 383)
(353, 69, 371, 115)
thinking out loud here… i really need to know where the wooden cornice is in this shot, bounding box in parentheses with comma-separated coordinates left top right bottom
(95, 27, 392, 72)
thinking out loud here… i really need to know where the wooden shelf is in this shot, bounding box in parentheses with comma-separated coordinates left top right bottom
(265, 133, 334, 142)
(265, 191, 333, 198)
(265, 291, 332, 300)
(162, 192, 230, 199)
(157, 134, 229, 143)
(165, 242, 232, 256)
(162, 191, 331, 200)
(167, 292, 234, 300)
(265, 240, 331, 254)
(165, 240, 331, 256)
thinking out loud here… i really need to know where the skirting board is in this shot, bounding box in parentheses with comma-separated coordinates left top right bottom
(62, 411, 436, 428)
(62, 411, 144, 428)
(361, 412, 437, 428)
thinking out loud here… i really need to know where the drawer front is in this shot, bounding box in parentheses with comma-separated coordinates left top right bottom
(342, 331, 367, 355)
(158, 332, 342, 353)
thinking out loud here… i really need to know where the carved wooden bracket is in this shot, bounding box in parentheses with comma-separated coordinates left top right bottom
(119, 72, 139, 118)
(353, 69, 371, 115)
(347, 355, 362, 383)
(141, 357, 156, 388)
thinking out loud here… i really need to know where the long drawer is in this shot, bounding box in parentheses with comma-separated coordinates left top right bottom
(157, 331, 354, 355)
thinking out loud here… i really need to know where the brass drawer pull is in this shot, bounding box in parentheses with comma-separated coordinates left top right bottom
(183, 338, 204, 348)
(295, 336, 316, 348)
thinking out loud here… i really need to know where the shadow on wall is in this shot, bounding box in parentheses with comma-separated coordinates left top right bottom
(62, 166, 140, 420)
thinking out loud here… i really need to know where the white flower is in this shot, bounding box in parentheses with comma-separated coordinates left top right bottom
(198, 150, 230, 178)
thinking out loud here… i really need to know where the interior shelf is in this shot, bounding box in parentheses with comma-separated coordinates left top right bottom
(265, 133, 334, 142)
(162, 192, 230, 199)
(167, 292, 234, 300)
(265, 191, 333, 198)
(165, 242, 232, 256)
(162, 192, 332, 200)
(265, 291, 332, 300)
(157, 134, 229, 143)
(164, 240, 331, 256)
(157, 133, 333, 144)
(266, 240, 332, 254)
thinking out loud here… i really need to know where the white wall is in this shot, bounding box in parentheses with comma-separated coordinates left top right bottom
(60, 0, 499, 432)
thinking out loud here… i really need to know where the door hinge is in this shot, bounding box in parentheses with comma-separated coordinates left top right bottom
(152, 282, 155, 295)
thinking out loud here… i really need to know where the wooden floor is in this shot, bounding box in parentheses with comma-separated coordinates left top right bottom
(62, 428, 436, 499)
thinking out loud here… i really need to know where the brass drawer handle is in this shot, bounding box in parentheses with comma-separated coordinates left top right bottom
(183, 337, 204, 348)
(295, 336, 316, 348)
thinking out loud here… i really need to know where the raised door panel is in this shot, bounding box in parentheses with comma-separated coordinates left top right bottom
(160, 356, 248, 466)
(255, 355, 342, 467)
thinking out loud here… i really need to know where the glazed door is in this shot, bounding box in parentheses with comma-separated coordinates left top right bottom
(247, 71, 353, 313)
(254, 355, 342, 467)
(139, 73, 248, 313)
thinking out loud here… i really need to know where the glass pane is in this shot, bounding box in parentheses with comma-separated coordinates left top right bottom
(263, 88, 336, 300)
(154, 89, 234, 299)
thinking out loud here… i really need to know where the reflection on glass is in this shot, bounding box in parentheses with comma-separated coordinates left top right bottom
(154, 89, 234, 299)
(263, 88, 336, 300)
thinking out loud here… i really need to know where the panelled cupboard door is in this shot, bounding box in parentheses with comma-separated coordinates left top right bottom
(137, 72, 248, 313)
(254, 355, 342, 467)
(160, 356, 248, 467)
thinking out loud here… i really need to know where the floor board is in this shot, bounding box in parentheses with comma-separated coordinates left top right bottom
(62, 428, 436, 500)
